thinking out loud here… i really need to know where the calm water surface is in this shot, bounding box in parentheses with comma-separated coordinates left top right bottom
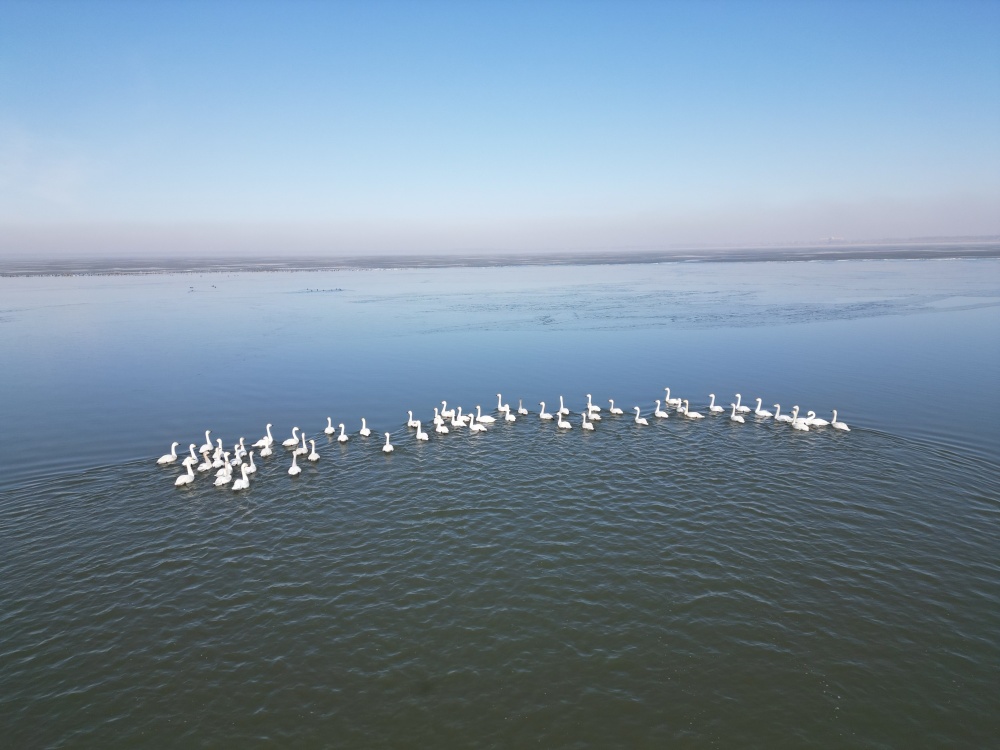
(1, 258, 999, 747)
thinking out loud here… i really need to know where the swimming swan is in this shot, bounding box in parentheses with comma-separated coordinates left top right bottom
(435, 422, 450, 434)
(734, 394, 751, 413)
(682, 399, 704, 419)
(338, 423, 349, 443)
(831, 410, 851, 432)
(634, 407, 648, 426)
(581, 412, 595, 431)
(469, 414, 487, 433)
(382, 432, 395, 452)
(174, 463, 195, 486)
(181, 443, 198, 467)
(773, 404, 792, 423)
(729, 404, 745, 424)
(157, 442, 179, 465)
(294, 433, 309, 456)
(806, 410, 829, 427)
(245, 451, 257, 474)
(199, 430, 213, 454)
(253, 424, 274, 448)
(557, 412, 572, 429)
(586, 394, 601, 413)
(415, 421, 429, 440)
(407, 411, 420, 428)
(754, 398, 773, 418)
(359, 418, 371, 437)
(476, 405, 496, 424)
(707, 394, 724, 413)
(654, 400, 669, 419)
(539, 402, 553, 420)
(790, 406, 810, 431)
(324, 417, 335, 435)
(558, 395, 570, 416)
(609, 399, 624, 415)
(197, 451, 213, 472)
(282, 427, 300, 448)
(517, 399, 528, 416)
(232, 465, 250, 491)
(308, 439, 320, 461)
(288, 453, 302, 475)
(664, 387, 681, 407)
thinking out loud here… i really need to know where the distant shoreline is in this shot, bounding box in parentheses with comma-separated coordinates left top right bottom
(2, 241, 998, 277)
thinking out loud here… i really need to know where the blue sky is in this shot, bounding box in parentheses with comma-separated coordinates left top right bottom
(1, 0, 998, 255)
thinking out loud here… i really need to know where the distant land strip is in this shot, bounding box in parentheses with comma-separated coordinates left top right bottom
(2, 241, 999, 277)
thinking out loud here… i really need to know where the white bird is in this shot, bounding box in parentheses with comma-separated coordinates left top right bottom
(634, 406, 648, 426)
(337, 423, 349, 443)
(214, 464, 233, 486)
(806, 410, 829, 427)
(288, 453, 302, 475)
(586, 393, 601, 413)
(294, 433, 308, 456)
(558, 395, 569, 416)
(581, 412, 595, 431)
(539, 402, 553, 420)
(282, 427, 300, 448)
(157, 442, 179, 465)
(253, 424, 274, 448)
(609, 399, 624, 415)
(233, 437, 247, 459)
(790, 406, 810, 431)
(707, 394, 725, 414)
(450, 411, 465, 429)
(407, 410, 420, 428)
(454, 407, 470, 425)
(654, 400, 670, 419)
(440, 401, 455, 419)
(415, 421, 429, 440)
(245, 451, 257, 474)
(476, 405, 496, 424)
(359, 418, 371, 437)
(433, 407, 444, 426)
(774, 404, 792, 423)
(682, 400, 704, 419)
(232, 465, 250, 491)
(517, 399, 528, 416)
(196, 451, 213, 472)
(497, 393, 509, 413)
(174, 463, 195, 487)
(308, 439, 320, 461)
(587, 410, 601, 421)
(501, 406, 516, 422)
(181, 443, 198, 467)
(557, 412, 572, 429)
(259, 443, 273, 457)
(734, 394, 751, 413)
(212, 438, 224, 461)
(754, 398, 773, 418)
(382, 432, 395, 452)
(215, 453, 231, 476)
(469, 414, 488, 433)
(199, 430, 214, 453)
(324, 417, 335, 435)
(435, 422, 450, 434)
(729, 404, 745, 424)
(664, 387, 682, 407)
(831, 410, 851, 432)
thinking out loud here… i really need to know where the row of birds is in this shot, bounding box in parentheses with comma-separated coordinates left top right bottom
(159, 389, 851, 489)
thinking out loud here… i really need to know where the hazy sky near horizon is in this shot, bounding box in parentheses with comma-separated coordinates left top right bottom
(2, 0, 999, 256)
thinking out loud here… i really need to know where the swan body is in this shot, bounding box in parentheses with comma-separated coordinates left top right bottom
(581, 412, 594, 431)
(288, 453, 302, 475)
(634, 406, 648, 426)
(308, 439, 320, 461)
(517, 399, 528, 416)
(157, 442, 179, 465)
(359, 418, 371, 437)
(682, 399, 704, 419)
(337, 423, 349, 443)
(174, 463, 195, 487)
(729, 404, 745, 424)
(253, 424, 274, 448)
(197, 451, 213, 472)
(259, 443, 273, 457)
(558, 395, 569, 416)
(754, 398, 773, 418)
(214, 465, 232, 486)
(501, 406, 516, 422)
(469, 414, 487, 433)
(557, 413, 572, 429)
(476, 405, 496, 424)
(539, 402, 553, 420)
(454, 407, 470, 425)
(609, 399, 624, 415)
(215, 453, 231, 476)
(435, 422, 449, 434)
(708, 394, 724, 414)
(586, 393, 602, 413)
(734, 394, 751, 413)
(831, 410, 851, 432)
(282, 427, 300, 448)
(790, 406, 810, 431)
(245, 451, 257, 474)
(407, 410, 420, 428)
(234, 437, 247, 458)
(440, 401, 455, 419)
(450, 412, 465, 429)
(654, 400, 669, 419)
(415, 421, 429, 440)
(497, 394, 509, 413)
(664, 387, 682, 407)
(294, 433, 309, 456)
(181, 444, 198, 467)
(773, 404, 792, 423)
(324, 417, 335, 435)
(806, 410, 829, 427)
(232, 465, 250, 491)
(433, 408, 444, 426)
(199, 430, 213, 454)
(587, 410, 601, 421)
(382, 432, 395, 453)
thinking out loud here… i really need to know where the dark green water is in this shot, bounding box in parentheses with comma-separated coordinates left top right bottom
(1, 257, 998, 747)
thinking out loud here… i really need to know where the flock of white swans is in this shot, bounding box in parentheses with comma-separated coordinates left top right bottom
(158, 389, 851, 490)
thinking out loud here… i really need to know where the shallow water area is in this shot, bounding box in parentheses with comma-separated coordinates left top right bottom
(1, 256, 999, 746)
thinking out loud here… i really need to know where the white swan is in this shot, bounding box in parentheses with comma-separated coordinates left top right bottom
(497, 393, 509, 413)
(435, 422, 449, 434)
(197, 451, 213, 472)
(288, 453, 302, 475)
(253, 424, 274, 448)
(773, 404, 792, 423)
(337, 423, 349, 443)
(729, 403, 745, 424)
(232, 465, 250, 491)
(212, 449, 227, 470)
(308, 439, 320, 461)
(707, 394, 724, 414)
(359, 418, 371, 437)
(157, 442, 179, 465)
(831, 410, 851, 432)
(174, 463, 195, 487)
(754, 398, 773, 418)
(789, 406, 810, 431)
(450, 411, 465, 429)
(433, 407, 444, 426)
(415, 421, 429, 440)
(634, 406, 648, 426)
(476, 405, 496, 424)
(588, 410, 601, 421)
(181, 443, 198, 467)
(609, 399, 624, 415)
(734, 394, 751, 413)
(214, 464, 233, 486)
(558, 395, 569, 416)
(407, 410, 420, 428)
(324, 417, 335, 435)
(586, 393, 601, 413)
(469, 414, 487, 433)
(215, 453, 231, 476)
(440, 401, 455, 419)
(282, 427, 300, 448)
(259, 443, 273, 458)
(581, 412, 594, 431)
(294, 433, 309, 456)
(212, 438, 224, 460)
(234, 437, 247, 458)
(806, 410, 829, 427)
(654, 400, 669, 418)
(454, 406, 470, 425)
(517, 399, 528, 416)
(539, 402, 553, 420)
(382, 432, 395, 452)
(664, 387, 681, 407)
(199, 430, 213, 454)
(682, 400, 704, 419)
(501, 406, 516, 422)
(557, 412, 572, 429)
(245, 451, 257, 474)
